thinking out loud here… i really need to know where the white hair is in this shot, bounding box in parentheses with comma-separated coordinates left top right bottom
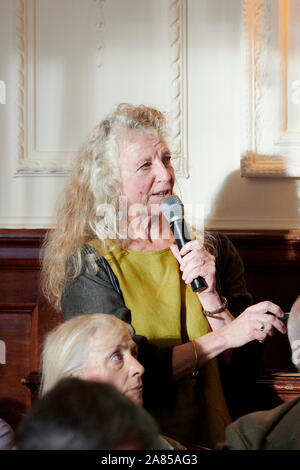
(41, 104, 170, 312)
(40, 314, 134, 396)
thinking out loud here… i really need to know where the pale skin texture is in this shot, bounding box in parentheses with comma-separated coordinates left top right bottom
(77, 325, 144, 405)
(118, 130, 287, 381)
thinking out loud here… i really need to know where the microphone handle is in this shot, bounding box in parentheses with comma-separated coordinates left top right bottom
(171, 219, 208, 293)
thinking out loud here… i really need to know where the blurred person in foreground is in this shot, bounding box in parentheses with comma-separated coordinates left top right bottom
(222, 296, 300, 450)
(16, 377, 161, 450)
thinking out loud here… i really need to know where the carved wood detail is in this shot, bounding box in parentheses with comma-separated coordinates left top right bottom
(255, 373, 300, 409)
(169, 0, 189, 178)
(14, 0, 107, 177)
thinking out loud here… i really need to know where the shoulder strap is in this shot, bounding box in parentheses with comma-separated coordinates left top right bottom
(82, 244, 124, 299)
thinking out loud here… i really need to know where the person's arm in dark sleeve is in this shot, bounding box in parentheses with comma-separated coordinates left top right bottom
(60, 265, 173, 402)
(213, 232, 253, 317)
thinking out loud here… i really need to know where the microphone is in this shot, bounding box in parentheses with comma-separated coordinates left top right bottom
(162, 195, 208, 293)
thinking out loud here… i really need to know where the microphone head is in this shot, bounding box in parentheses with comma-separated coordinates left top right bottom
(161, 195, 184, 223)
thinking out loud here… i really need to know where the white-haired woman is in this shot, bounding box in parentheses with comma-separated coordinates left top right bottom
(41, 103, 286, 448)
(40, 314, 143, 402)
(40, 313, 185, 450)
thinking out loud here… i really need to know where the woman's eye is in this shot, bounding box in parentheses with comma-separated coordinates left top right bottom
(111, 352, 123, 361)
(139, 162, 151, 170)
(163, 156, 172, 165)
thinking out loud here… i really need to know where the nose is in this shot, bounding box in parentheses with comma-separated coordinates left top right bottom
(129, 355, 145, 377)
(154, 159, 173, 182)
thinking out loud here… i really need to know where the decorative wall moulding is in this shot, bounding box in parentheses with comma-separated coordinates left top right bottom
(15, 0, 189, 178)
(168, 0, 189, 179)
(241, 0, 300, 178)
(15, 0, 76, 177)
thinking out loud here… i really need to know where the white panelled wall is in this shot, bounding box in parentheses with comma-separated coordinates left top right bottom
(0, 0, 299, 230)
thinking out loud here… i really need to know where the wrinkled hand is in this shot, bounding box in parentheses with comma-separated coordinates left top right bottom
(170, 240, 216, 293)
(219, 301, 287, 348)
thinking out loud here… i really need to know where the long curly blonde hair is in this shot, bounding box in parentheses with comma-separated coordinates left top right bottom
(41, 104, 169, 311)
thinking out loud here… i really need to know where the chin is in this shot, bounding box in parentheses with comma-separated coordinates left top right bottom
(127, 391, 143, 406)
(133, 393, 144, 406)
(148, 205, 163, 218)
(136, 395, 144, 406)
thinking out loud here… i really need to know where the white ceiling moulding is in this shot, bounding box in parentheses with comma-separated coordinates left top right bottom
(14, 0, 189, 178)
(241, 0, 300, 178)
(206, 217, 300, 231)
(0, 216, 56, 229)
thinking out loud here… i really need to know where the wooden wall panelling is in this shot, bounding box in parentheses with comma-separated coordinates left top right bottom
(224, 230, 300, 309)
(0, 230, 62, 428)
(0, 229, 63, 342)
(0, 302, 37, 429)
(223, 230, 300, 373)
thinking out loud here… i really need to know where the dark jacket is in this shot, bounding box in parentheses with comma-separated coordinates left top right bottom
(224, 397, 300, 450)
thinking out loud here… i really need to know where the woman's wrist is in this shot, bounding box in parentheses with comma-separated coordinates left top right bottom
(197, 289, 222, 310)
(202, 296, 228, 317)
(197, 290, 234, 328)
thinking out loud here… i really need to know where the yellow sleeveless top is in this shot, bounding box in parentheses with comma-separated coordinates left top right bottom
(88, 239, 231, 447)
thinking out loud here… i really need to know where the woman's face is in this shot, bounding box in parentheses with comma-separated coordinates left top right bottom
(78, 325, 144, 405)
(118, 131, 175, 216)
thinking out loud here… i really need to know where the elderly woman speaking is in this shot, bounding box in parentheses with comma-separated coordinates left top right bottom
(41, 103, 286, 448)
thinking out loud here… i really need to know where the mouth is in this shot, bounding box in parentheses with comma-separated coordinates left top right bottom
(126, 385, 143, 405)
(127, 385, 143, 396)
